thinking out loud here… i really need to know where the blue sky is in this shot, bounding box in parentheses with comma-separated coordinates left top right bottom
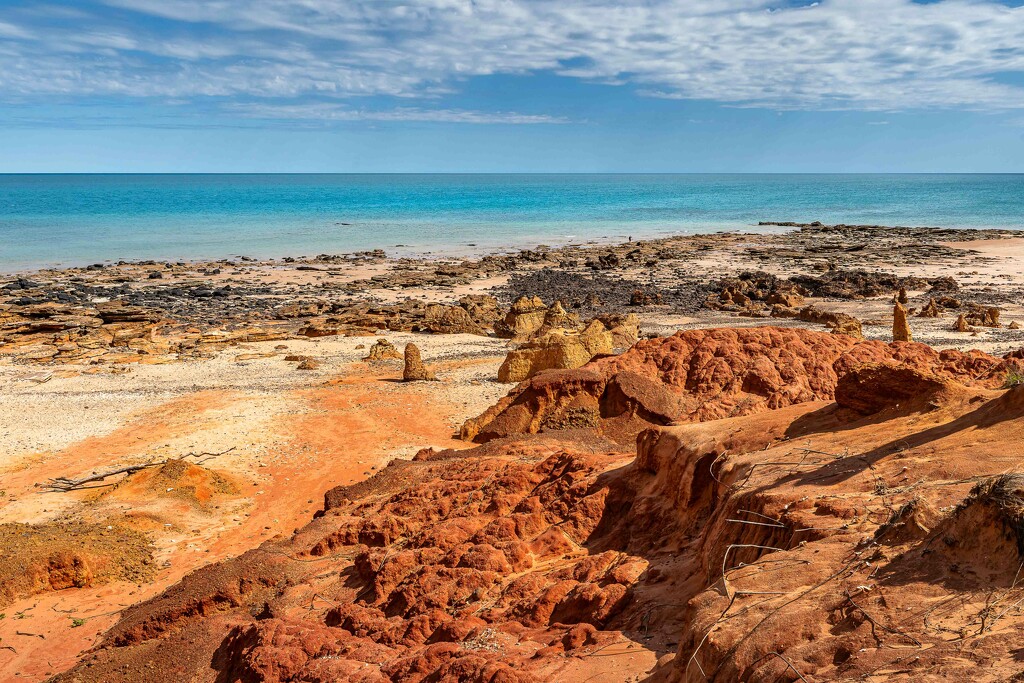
(1, 0, 1023, 172)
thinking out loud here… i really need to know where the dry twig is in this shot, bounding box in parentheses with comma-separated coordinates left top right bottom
(39, 447, 235, 491)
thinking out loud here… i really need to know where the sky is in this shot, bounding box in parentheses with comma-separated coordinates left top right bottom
(0, 0, 1023, 172)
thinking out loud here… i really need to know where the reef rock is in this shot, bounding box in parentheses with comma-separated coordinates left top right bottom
(966, 304, 1001, 328)
(918, 298, 941, 318)
(419, 304, 486, 336)
(791, 269, 937, 299)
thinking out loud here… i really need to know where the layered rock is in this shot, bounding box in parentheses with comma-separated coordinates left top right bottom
(0, 301, 174, 364)
(299, 296, 502, 338)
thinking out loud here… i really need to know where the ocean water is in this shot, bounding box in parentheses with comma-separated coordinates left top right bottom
(1, 174, 1022, 272)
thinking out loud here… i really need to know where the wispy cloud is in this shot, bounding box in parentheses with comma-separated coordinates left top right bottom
(231, 103, 569, 125)
(0, 0, 1022, 122)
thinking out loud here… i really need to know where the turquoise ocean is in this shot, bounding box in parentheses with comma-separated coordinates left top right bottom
(1, 174, 1022, 272)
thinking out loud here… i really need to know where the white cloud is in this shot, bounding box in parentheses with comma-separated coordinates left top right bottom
(0, 0, 1022, 118)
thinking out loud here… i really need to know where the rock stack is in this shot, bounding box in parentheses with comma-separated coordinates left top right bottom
(402, 343, 437, 382)
(893, 302, 913, 342)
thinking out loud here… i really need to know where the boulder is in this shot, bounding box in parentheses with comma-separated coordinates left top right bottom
(595, 313, 641, 350)
(765, 291, 805, 308)
(497, 321, 613, 384)
(540, 300, 578, 331)
(497, 296, 552, 342)
(458, 295, 502, 329)
(496, 296, 547, 340)
(364, 339, 402, 361)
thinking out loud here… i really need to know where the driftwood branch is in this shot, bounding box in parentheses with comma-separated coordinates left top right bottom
(38, 448, 235, 492)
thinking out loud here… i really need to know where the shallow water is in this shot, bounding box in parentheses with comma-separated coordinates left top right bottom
(1, 173, 1022, 271)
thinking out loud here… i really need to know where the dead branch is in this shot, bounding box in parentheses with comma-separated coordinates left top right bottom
(38, 447, 235, 492)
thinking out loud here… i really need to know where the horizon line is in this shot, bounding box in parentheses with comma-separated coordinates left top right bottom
(2, 171, 1023, 176)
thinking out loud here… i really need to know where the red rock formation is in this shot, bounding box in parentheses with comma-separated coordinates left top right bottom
(463, 327, 1008, 443)
(50, 329, 1024, 683)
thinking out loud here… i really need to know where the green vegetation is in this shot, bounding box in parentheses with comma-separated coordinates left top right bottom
(1005, 367, 1024, 389)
